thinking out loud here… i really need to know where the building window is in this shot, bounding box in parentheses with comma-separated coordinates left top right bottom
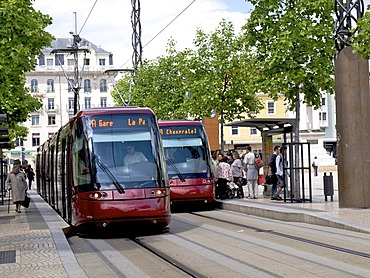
(84, 97, 91, 109)
(68, 113, 74, 119)
(48, 132, 54, 138)
(39, 54, 45, 66)
(84, 58, 90, 66)
(48, 115, 56, 125)
(99, 59, 106, 66)
(47, 79, 54, 93)
(46, 59, 53, 66)
(32, 133, 40, 147)
(84, 79, 91, 93)
(67, 59, 74, 66)
(100, 79, 107, 92)
(267, 101, 275, 114)
(231, 126, 239, 136)
(55, 54, 64, 65)
(47, 98, 55, 110)
(68, 98, 74, 110)
(68, 79, 74, 92)
(321, 97, 326, 106)
(250, 127, 258, 136)
(100, 97, 107, 107)
(31, 79, 38, 93)
(320, 112, 327, 121)
(31, 115, 40, 126)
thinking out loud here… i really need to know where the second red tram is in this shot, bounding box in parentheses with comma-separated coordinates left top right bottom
(36, 107, 170, 231)
(158, 120, 216, 206)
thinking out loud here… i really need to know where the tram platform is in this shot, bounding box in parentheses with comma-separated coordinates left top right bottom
(1, 170, 370, 277)
(218, 171, 370, 234)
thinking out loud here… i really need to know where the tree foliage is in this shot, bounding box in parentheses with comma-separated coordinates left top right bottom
(0, 0, 54, 139)
(115, 20, 262, 121)
(353, 5, 370, 60)
(241, 0, 335, 110)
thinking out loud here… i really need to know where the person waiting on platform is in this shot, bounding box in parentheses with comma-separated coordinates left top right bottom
(124, 145, 148, 166)
(312, 156, 319, 176)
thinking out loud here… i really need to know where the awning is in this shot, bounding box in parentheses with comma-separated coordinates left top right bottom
(225, 118, 295, 136)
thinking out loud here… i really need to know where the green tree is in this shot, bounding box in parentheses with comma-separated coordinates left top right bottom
(114, 39, 195, 119)
(0, 0, 54, 141)
(241, 0, 335, 200)
(115, 20, 263, 150)
(353, 6, 370, 59)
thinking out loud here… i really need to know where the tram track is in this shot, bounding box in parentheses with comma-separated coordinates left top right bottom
(129, 236, 203, 277)
(189, 211, 370, 260)
(68, 211, 370, 277)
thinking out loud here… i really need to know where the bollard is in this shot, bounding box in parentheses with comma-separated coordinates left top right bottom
(323, 172, 334, 201)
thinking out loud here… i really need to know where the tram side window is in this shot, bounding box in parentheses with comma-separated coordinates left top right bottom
(72, 138, 92, 189)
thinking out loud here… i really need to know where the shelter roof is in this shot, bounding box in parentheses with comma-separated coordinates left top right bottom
(225, 118, 295, 136)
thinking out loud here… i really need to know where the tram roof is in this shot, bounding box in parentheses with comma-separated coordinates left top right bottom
(158, 120, 202, 126)
(225, 118, 295, 135)
(75, 106, 155, 117)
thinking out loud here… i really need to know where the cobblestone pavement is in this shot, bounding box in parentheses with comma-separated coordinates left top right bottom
(0, 193, 69, 278)
(0, 189, 87, 278)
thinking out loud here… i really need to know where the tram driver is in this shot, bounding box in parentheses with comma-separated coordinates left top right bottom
(124, 144, 148, 166)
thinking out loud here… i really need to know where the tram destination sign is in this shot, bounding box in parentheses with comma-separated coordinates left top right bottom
(160, 126, 201, 137)
(90, 114, 152, 129)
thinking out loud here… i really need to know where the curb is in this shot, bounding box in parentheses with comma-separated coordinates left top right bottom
(217, 200, 370, 234)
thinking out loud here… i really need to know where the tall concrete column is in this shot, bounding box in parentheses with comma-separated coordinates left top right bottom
(335, 46, 370, 208)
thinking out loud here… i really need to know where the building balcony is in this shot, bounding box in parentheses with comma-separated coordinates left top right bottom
(44, 105, 59, 113)
(34, 65, 115, 72)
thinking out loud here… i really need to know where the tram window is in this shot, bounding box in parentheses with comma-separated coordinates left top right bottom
(72, 137, 92, 189)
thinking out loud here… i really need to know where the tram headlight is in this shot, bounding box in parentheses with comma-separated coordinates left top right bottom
(151, 189, 164, 196)
(89, 192, 108, 199)
(202, 179, 212, 184)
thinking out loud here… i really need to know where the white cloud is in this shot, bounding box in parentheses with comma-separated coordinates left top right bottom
(33, 0, 250, 68)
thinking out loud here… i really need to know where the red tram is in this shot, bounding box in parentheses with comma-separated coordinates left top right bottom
(36, 107, 171, 231)
(158, 120, 216, 206)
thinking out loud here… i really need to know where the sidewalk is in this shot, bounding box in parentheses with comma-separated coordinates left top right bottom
(0, 189, 87, 278)
(1, 171, 370, 277)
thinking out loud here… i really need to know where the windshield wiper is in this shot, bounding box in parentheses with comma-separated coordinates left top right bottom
(165, 155, 186, 182)
(93, 154, 125, 194)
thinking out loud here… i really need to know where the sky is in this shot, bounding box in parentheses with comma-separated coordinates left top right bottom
(33, 0, 253, 68)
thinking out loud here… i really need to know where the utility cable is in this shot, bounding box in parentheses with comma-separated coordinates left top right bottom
(120, 0, 197, 68)
(78, 0, 98, 35)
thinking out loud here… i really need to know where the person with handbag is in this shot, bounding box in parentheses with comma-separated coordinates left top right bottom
(6, 165, 28, 213)
(217, 156, 233, 200)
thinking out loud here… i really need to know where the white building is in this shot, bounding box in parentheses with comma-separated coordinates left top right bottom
(5, 38, 116, 167)
(286, 92, 337, 167)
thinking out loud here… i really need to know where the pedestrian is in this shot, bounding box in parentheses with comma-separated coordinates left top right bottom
(25, 164, 35, 190)
(312, 156, 319, 176)
(226, 152, 234, 165)
(6, 165, 28, 213)
(216, 156, 233, 200)
(269, 145, 280, 199)
(243, 146, 258, 199)
(231, 153, 244, 198)
(272, 146, 287, 201)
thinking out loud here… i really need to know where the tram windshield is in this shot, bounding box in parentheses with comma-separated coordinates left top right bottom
(72, 113, 162, 191)
(162, 137, 210, 179)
